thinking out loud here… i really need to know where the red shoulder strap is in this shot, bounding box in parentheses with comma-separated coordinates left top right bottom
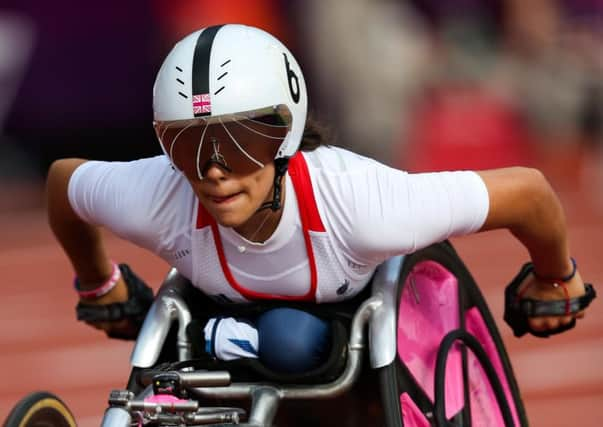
(193, 152, 323, 301)
(287, 152, 326, 232)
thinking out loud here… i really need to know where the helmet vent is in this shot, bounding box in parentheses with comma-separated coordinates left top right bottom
(214, 60, 230, 95)
(175, 66, 187, 98)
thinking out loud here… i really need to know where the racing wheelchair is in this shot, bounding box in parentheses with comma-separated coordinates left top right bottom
(5, 242, 531, 426)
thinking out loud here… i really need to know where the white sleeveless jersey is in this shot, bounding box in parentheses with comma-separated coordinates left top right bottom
(68, 146, 489, 303)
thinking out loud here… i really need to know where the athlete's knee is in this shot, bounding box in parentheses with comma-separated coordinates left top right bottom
(257, 308, 331, 373)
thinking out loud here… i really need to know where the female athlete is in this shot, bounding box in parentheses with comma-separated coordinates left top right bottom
(46, 24, 594, 373)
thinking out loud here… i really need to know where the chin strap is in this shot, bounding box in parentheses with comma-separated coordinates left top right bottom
(258, 157, 290, 212)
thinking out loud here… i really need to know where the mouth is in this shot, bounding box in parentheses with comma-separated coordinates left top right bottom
(207, 191, 243, 205)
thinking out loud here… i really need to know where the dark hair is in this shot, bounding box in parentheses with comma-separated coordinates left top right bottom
(299, 114, 334, 152)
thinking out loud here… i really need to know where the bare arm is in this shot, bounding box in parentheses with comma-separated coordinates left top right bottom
(478, 167, 573, 278)
(46, 159, 128, 306)
(477, 167, 585, 331)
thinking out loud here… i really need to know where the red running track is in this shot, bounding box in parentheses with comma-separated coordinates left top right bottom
(0, 184, 601, 427)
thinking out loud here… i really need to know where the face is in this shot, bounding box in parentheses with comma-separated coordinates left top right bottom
(186, 161, 276, 228)
(155, 110, 289, 228)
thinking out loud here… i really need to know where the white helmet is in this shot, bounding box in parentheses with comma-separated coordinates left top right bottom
(153, 24, 308, 160)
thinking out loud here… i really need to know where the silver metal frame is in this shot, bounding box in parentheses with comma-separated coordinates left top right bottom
(124, 296, 383, 426)
(130, 269, 193, 368)
(101, 407, 131, 427)
(368, 255, 405, 368)
(104, 256, 406, 426)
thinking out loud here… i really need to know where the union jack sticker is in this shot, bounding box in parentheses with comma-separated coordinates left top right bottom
(193, 93, 211, 115)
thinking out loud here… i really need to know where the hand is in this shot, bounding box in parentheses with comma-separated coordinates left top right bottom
(517, 270, 586, 333)
(78, 277, 138, 337)
(76, 264, 154, 340)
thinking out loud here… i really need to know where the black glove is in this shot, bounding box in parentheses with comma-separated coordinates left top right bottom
(504, 263, 596, 338)
(76, 264, 154, 340)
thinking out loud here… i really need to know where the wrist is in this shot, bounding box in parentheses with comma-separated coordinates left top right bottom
(533, 257, 577, 283)
(75, 261, 121, 299)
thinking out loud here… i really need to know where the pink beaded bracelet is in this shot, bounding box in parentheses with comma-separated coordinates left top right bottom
(74, 262, 121, 299)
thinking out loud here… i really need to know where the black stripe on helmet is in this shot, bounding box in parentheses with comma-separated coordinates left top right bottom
(192, 25, 224, 117)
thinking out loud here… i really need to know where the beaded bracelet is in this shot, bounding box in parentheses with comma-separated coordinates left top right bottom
(74, 261, 121, 299)
(533, 258, 577, 285)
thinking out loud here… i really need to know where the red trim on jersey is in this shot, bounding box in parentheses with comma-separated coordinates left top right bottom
(196, 202, 212, 229)
(288, 153, 326, 232)
(194, 152, 325, 301)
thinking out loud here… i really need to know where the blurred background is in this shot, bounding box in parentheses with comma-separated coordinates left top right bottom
(1, 0, 602, 426)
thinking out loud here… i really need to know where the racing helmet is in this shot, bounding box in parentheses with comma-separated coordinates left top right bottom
(153, 24, 308, 166)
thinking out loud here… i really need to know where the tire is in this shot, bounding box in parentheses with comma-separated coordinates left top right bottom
(3, 392, 76, 427)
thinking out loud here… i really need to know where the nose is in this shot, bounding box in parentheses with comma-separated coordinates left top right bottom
(202, 161, 229, 181)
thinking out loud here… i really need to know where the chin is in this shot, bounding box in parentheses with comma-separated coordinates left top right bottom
(211, 211, 248, 228)
(215, 217, 242, 228)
